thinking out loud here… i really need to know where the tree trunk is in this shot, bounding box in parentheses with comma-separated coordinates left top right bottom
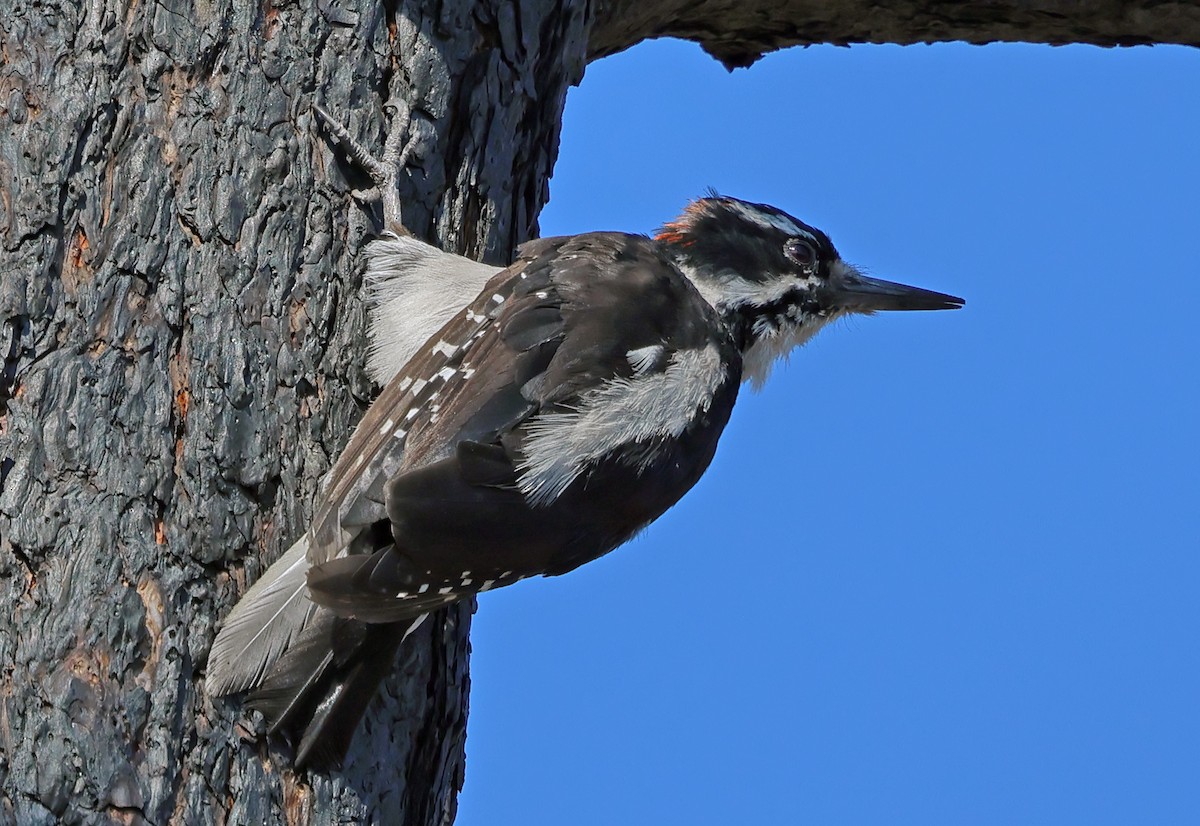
(1, 0, 586, 822)
(0, 1, 1192, 824)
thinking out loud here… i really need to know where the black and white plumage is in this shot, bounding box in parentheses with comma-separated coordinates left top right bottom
(205, 195, 963, 768)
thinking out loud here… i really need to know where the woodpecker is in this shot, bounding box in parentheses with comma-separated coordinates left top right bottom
(205, 190, 963, 768)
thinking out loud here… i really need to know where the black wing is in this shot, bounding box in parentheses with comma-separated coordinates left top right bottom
(306, 232, 740, 622)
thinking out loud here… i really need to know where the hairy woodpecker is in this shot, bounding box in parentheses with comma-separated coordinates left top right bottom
(205, 192, 964, 768)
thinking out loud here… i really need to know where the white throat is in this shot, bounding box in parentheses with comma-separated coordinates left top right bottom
(740, 313, 838, 389)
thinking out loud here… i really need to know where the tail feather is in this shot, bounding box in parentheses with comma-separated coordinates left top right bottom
(208, 532, 430, 768)
(207, 535, 318, 696)
(246, 611, 429, 769)
(242, 610, 340, 725)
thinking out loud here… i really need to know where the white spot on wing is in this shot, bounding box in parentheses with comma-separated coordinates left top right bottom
(625, 344, 664, 376)
(432, 339, 460, 357)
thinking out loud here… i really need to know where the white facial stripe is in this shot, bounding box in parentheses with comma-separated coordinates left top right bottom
(725, 201, 816, 242)
(517, 343, 727, 506)
(675, 256, 849, 389)
(727, 274, 820, 308)
(683, 263, 821, 312)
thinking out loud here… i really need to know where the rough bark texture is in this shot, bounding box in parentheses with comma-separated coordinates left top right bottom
(590, 0, 1200, 67)
(0, 0, 586, 823)
(0, 1, 1192, 824)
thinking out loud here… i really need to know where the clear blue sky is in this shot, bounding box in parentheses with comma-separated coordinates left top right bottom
(457, 39, 1199, 825)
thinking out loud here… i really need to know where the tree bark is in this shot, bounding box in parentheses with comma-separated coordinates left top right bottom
(0, 1, 1192, 824)
(590, 0, 1200, 68)
(0, 0, 586, 822)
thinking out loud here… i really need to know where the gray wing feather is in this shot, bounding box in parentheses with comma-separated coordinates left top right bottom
(206, 534, 318, 696)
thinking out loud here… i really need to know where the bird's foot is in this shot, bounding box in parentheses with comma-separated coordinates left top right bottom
(314, 97, 422, 232)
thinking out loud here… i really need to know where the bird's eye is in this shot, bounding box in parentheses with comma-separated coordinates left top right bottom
(784, 238, 817, 271)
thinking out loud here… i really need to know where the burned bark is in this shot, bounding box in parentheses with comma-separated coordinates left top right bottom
(590, 0, 1200, 68)
(1, 1, 585, 822)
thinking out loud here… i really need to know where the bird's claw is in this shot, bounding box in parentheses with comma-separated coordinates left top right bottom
(314, 98, 421, 230)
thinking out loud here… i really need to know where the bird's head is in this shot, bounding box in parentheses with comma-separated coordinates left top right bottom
(657, 194, 964, 386)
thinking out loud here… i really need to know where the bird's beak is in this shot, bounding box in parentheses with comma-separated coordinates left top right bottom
(829, 262, 965, 312)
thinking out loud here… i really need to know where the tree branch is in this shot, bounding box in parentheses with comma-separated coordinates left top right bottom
(589, 0, 1200, 68)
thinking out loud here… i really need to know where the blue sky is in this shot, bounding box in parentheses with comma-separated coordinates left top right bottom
(456, 39, 1199, 825)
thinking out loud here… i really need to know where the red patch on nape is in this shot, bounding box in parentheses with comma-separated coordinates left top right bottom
(654, 199, 712, 246)
(654, 224, 691, 246)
